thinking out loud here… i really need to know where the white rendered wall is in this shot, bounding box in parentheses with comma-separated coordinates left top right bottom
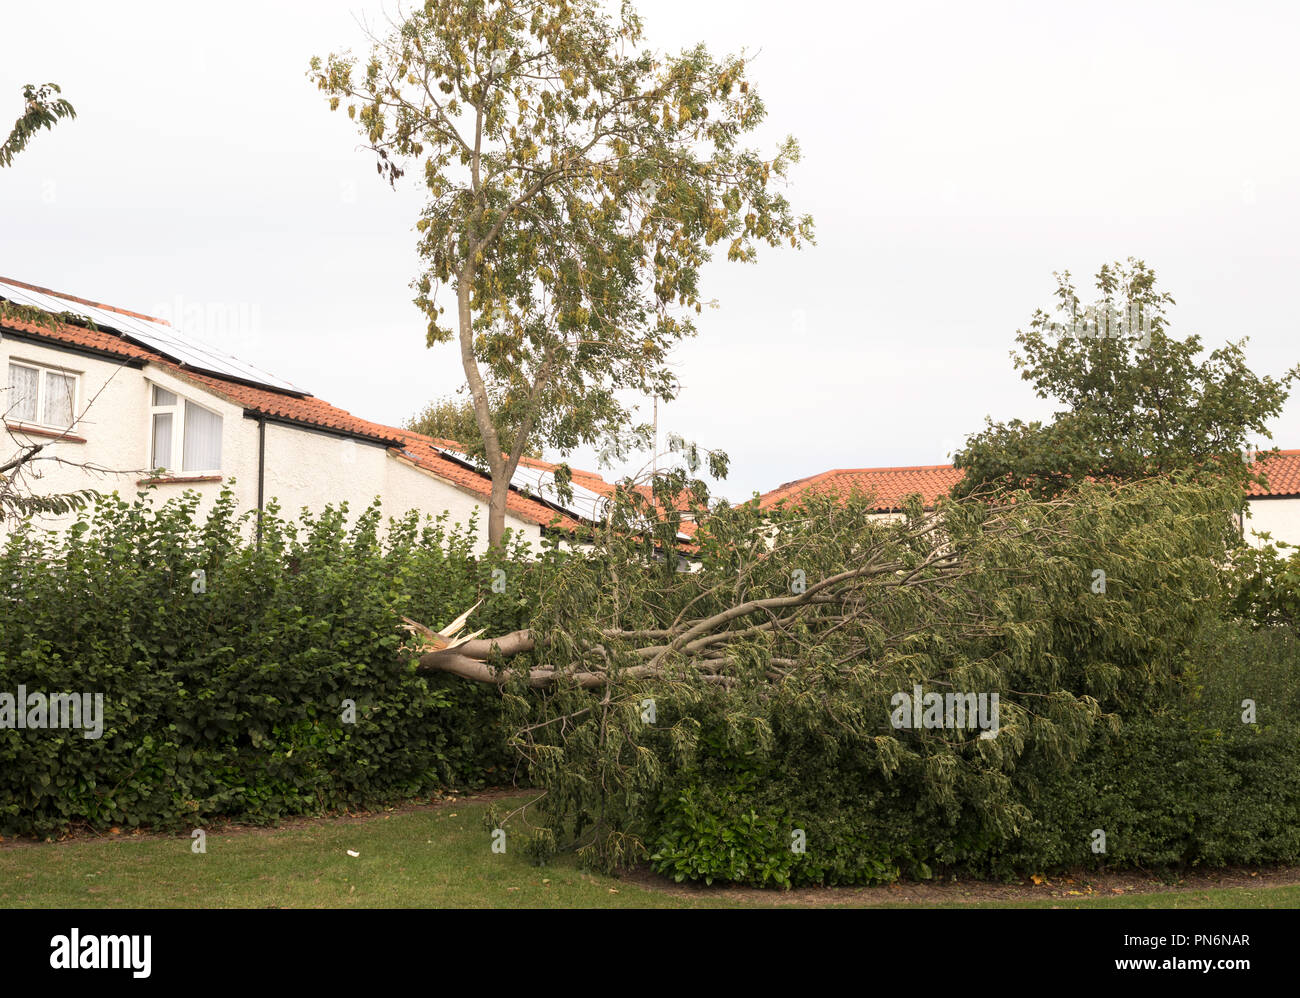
(1243, 497, 1300, 549)
(1, 337, 541, 554)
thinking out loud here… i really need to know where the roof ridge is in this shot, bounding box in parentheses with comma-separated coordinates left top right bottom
(826, 463, 960, 474)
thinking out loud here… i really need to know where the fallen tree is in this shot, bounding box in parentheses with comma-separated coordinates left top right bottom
(402, 474, 1245, 876)
(410, 476, 1239, 692)
(413, 495, 1036, 687)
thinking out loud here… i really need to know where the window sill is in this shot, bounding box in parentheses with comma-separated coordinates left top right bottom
(137, 474, 223, 486)
(5, 421, 86, 444)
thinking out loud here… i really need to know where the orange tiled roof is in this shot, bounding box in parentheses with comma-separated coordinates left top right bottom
(0, 286, 603, 531)
(390, 431, 585, 532)
(1248, 449, 1300, 498)
(759, 464, 967, 512)
(761, 451, 1300, 510)
(11, 281, 1298, 529)
(0, 308, 160, 363)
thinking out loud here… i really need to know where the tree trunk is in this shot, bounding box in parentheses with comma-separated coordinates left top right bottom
(487, 472, 512, 549)
(456, 272, 510, 549)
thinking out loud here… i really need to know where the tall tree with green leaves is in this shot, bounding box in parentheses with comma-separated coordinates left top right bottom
(311, 0, 812, 546)
(0, 83, 75, 168)
(405, 391, 540, 461)
(952, 259, 1298, 500)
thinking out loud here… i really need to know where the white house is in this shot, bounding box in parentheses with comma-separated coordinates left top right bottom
(0, 276, 600, 551)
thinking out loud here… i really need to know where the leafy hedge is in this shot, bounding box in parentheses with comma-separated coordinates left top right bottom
(987, 622, 1300, 874)
(642, 626, 1300, 888)
(640, 623, 1300, 887)
(6, 479, 1295, 883)
(0, 487, 547, 837)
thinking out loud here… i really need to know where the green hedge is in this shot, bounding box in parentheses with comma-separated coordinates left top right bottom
(646, 623, 1300, 886)
(0, 487, 545, 837)
(987, 622, 1300, 874)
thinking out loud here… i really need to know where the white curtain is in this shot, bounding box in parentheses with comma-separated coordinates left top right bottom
(151, 412, 173, 470)
(43, 371, 75, 427)
(182, 401, 222, 472)
(6, 364, 38, 422)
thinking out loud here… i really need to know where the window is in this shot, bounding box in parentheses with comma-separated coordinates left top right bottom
(148, 384, 222, 473)
(6, 361, 79, 429)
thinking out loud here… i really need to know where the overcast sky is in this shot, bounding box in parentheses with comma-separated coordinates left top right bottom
(3, 0, 1297, 501)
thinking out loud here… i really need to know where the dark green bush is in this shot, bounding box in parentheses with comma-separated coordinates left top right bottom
(0, 487, 548, 837)
(985, 622, 1300, 875)
(643, 621, 1300, 885)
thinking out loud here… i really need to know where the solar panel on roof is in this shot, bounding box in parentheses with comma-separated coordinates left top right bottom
(431, 445, 610, 524)
(431, 446, 691, 540)
(509, 462, 610, 522)
(0, 278, 305, 395)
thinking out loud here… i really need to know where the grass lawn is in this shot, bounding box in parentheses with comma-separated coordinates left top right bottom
(2, 793, 1298, 909)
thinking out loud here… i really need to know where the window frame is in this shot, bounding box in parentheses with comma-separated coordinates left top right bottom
(5, 359, 80, 431)
(146, 382, 224, 476)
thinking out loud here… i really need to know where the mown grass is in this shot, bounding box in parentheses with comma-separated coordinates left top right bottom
(1, 795, 1296, 909)
(0, 797, 726, 909)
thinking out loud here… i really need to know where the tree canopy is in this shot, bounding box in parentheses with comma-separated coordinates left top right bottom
(405, 391, 541, 461)
(311, 0, 812, 545)
(952, 259, 1298, 500)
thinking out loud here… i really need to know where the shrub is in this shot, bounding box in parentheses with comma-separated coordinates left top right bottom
(641, 621, 1300, 885)
(985, 622, 1300, 875)
(1230, 536, 1300, 631)
(0, 487, 548, 837)
(651, 783, 799, 887)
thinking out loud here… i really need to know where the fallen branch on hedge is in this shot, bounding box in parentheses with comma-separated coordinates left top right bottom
(408, 476, 1247, 878)
(416, 647, 736, 688)
(410, 480, 1241, 699)
(410, 499, 1026, 689)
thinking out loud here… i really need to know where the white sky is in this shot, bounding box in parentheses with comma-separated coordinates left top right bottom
(3, 0, 1297, 501)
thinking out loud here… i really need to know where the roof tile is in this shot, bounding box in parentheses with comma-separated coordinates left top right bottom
(760, 464, 966, 512)
(761, 453, 1300, 510)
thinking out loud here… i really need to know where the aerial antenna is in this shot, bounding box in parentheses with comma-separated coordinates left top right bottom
(652, 394, 658, 480)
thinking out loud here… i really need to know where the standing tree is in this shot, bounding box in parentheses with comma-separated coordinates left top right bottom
(311, 0, 812, 546)
(405, 391, 541, 462)
(952, 259, 1299, 500)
